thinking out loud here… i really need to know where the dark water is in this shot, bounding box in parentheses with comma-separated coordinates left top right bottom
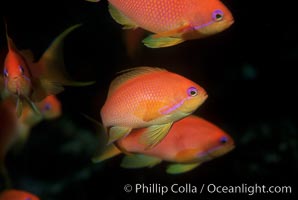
(0, 0, 297, 199)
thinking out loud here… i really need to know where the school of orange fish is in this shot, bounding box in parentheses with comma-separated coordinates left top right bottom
(0, 0, 235, 198)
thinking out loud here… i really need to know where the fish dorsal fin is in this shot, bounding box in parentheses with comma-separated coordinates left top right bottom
(108, 67, 166, 96)
(108, 3, 138, 29)
(4, 21, 17, 52)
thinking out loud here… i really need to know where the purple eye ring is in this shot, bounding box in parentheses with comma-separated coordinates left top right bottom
(220, 136, 228, 144)
(212, 9, 224, 22)
(3, 68, 8, 77)
(19, 65, 25, 75)
(187, 87, 198, 97)
(44, 103, 52, 111)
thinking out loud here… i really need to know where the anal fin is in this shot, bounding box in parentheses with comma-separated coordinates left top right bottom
(121, 154, 162, 169)
(143, 36, 184, 48)
(166, 163, 200, 174)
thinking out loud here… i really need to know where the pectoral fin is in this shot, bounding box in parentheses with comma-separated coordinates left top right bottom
(166, 163, 200, 174)
(23, 95, 41, 116)
(140, 122, 173, 149)
(92, 144, 121, 163)
(16, 97, 23, 117)
(108, 126, 132, 144)
(121, 154, 162, 169)
(143, 36, 184, 48)
(109, 3, 138, 29)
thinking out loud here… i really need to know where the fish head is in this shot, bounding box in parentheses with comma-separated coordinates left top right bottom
(3, 51, 31, 97)
(38, 95, 62, 119)
(176, 80, 208, 115)
(195, 128, 235, 162)
(187, 0, 234, 39)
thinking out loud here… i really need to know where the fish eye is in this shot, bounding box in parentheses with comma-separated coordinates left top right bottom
(3, 68, 8, 77)
(44, 103, 52, 111)
(212, 10, 224, 22)
(187, 87, 198, 97)
(219, 136, 228, 144)
(19, 65, 25, 75)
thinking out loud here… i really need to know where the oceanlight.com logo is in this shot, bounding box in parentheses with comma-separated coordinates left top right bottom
(123, 183, 292, 196)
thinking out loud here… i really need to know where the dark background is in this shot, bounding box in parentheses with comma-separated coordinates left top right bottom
(0, 0, 297, 199)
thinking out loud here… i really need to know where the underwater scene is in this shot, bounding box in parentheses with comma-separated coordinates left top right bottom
(0, 0, 297, 199)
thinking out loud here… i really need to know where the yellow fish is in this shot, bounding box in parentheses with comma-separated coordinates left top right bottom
(101, 67, 208, 148)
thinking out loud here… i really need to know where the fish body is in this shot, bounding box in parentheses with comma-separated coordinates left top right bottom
(94, 115, 234, 174)
(101, 67, 207, 147)
(0, 189, 39, 200)
(1, 23, 94, 117)
(108, 0, 234, 47)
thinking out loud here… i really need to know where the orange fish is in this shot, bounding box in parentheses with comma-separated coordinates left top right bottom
(15, 95, 62, 149)
(19, 95, 62, 127)
(0, 22, 94, 117)
(101, 67, 208, 148)
(94, 115, 235, 174)
(0, 189, 39, 200)
(104, 0, 234, 48)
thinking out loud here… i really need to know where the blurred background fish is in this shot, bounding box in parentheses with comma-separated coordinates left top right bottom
(101, 66, 208, 148)
(91, 0, 234, 48)
(15, 95, 62, 150)
(0, 189, 39, 200)
(0, 23, 94, 117)
(94, 115, 234, 174)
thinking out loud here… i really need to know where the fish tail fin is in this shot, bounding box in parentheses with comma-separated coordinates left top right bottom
(92, 144, 121, 163)
(121, 154, 162, 169)
(40, 24, 82, 63)
(166, 163, 200, 174)
(81, 113, 121, 163)
(36, 23, 96, 88)
(142, 35, 184, 48)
